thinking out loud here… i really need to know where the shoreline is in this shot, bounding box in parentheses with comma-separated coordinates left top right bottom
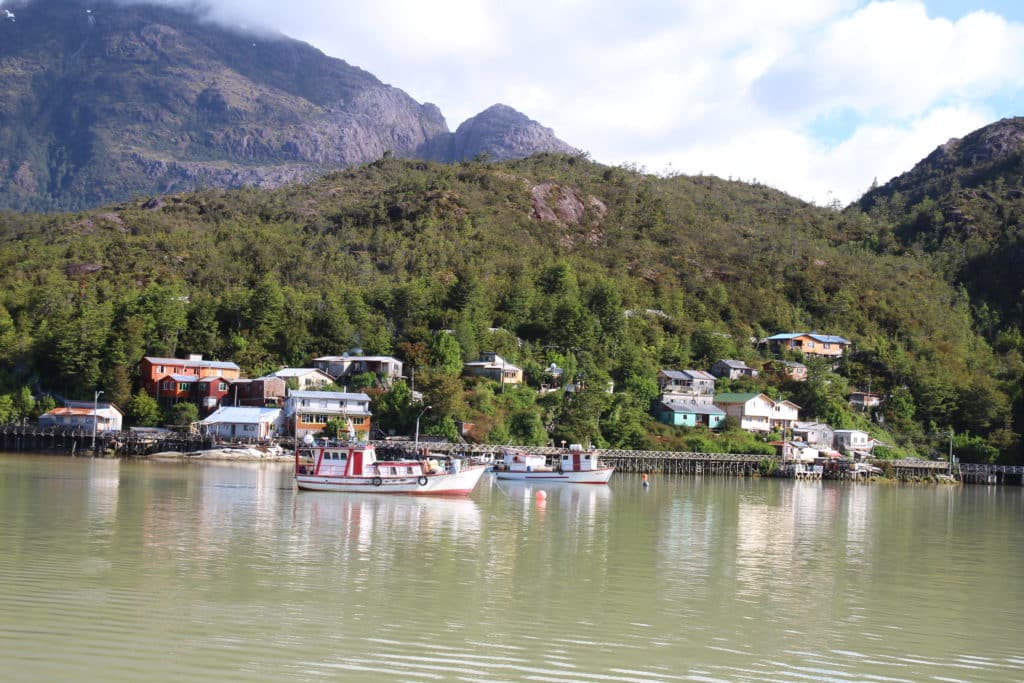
(149, 446, 293, 462)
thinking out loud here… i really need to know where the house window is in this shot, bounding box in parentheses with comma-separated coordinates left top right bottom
(163, 381, 173, 390)
(824, 343, 831, 350)
(806, 341, 815, 349)
(158, 365, 165, 373)
(219, 382, 227, 391)
(352, 417, 365, 425)
(178, 383, 190, 391)
(301, 414, 328, 425)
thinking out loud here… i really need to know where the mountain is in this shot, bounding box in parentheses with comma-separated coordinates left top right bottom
(0, 0, 575, 211)
(0, 151, 1020, 461)
(856, 117, 1024, 332)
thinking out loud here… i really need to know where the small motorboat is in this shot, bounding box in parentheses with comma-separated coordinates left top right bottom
(491, 443, 614, 484)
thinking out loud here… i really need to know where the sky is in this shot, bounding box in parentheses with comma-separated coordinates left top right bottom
(25, 0, 1024, 205)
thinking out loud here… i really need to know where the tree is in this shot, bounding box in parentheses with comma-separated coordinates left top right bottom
(126, 389, 161, 427)
(170, 402, 199, 428)
(430, 332, 463, 375)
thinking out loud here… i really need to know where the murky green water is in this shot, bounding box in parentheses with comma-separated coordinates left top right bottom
(1, 453, 1022, 682)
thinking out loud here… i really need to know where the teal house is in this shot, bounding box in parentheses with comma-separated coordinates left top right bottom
(657, 401, 726, 429)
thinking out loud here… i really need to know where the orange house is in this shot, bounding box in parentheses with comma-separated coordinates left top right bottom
(140, 355, 242, 404)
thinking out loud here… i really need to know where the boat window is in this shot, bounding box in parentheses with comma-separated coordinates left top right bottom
(407, 467, 414, 474)
(390, 467, 397, 475)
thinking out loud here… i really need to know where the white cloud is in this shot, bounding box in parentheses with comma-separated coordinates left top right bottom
(752, 2, 1024, 119)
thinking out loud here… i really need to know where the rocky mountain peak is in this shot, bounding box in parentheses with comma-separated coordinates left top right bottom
(0, 0, 577, 211)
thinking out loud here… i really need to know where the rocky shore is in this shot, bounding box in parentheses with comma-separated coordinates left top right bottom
(149, 446, 292, 462)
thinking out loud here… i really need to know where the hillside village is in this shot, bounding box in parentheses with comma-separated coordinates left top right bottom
(34, 330, 888, 463)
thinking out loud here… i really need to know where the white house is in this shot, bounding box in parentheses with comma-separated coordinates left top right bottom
(713, 392, 775, 433)
(834, 429, 874, 457)
(199, 407, 284, 440)
(312, 354, 404, 386)
(284, 390, 373, 439)
(771, 400, 801, 434)
(657, 369, 716, 405)
(779, 441, 819, 463)
(263, 368, 334, 391)
(39, 401, 123, 433)
(464, 352, 523, 385)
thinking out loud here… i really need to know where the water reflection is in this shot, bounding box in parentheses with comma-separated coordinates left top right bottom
(1, 456, 1022, 683)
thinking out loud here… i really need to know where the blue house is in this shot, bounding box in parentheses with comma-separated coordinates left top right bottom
(657, 401, 726, 429)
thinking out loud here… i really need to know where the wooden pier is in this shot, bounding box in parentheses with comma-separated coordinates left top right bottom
(0, 424, 214, 456)
(3, 426, 1020, 485)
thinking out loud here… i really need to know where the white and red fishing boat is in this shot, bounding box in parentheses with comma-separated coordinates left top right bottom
(491, 443, 614, 484)
(294, 436, 487, 495)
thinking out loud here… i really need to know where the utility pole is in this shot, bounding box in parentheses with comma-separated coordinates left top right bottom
(91, 390, 104, 453)
(414, 405, 432, 455)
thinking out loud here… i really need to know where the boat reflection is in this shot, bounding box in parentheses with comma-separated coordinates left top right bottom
(290, 491, 483, 543)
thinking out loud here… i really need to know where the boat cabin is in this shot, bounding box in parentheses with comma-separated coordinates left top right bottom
(498, 448, 549, 472)
(557, 444, 602, 472)
(296, 438, 452, 479)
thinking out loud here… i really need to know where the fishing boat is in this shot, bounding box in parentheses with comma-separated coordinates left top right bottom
(491, 443, 614, 484)
(294, 435, 487, 495)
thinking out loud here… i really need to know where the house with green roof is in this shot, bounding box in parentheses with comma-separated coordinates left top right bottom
(714, 392, 775, 433)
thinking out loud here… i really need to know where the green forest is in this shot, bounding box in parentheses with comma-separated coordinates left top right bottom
(1, 152, 1021, 463)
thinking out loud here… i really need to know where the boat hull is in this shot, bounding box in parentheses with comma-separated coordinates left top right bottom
(493, 467, 614, 484)
(296, 464, 488, 495)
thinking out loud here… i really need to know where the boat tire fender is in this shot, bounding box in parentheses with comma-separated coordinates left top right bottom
(371, 476, 382, 487)
(417, 476, 428, 486)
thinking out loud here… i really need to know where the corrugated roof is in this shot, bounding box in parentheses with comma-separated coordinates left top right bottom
(288, 390, 370, 401)
(145, 356, 240, 370)
(660, 369, 715, 380)
(764, 333, 850, 344)
(661, 403, 725, 415)
(714, 392, 764, 403)
(200, 407, 281, 424)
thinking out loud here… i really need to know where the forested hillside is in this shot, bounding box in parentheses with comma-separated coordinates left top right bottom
(0, 152, 1020, 462)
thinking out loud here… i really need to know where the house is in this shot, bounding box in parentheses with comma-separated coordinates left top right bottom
(776, 441, 819, 463)
(539, 363, 564, 394)
(195, 376, 232, 416)
(766, 359, 808, 381)
(849, 391, 882, 411)
(657, 370, 716, 405)
(229, 377, 287, 408)
(39, 401, 123, 433)
(284, 390, 373, 440)
(463, 352, 523, 385)
(656, 402, 726, 429)
(713, 392, 776, 433)
(762, 332, 851, 359)
(771, 400, 801, 433)
(834, 429, 874, 457)
(140, 355, 241, 404)
(263, 368, 334, 391)
(710, 359, 758, 380)
(312, 354, 404, 387)
(791, 421, 836, 451)
(199, 407, 283, 441)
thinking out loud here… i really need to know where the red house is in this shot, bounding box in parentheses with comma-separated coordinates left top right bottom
(140, 355, 242, 407)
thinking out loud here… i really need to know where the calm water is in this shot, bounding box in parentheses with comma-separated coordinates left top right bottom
(1, 454, 1022, 683)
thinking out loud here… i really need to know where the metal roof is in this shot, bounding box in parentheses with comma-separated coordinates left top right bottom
(200, 407, 282, 424)
(145, 356, 240, 370)
(764, 333, 850, 344)
(288, 390, 371, 401)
